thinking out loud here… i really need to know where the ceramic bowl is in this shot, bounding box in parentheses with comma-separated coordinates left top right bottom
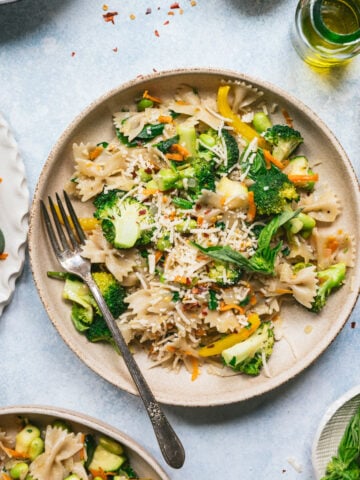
(29, 68, 360, 406)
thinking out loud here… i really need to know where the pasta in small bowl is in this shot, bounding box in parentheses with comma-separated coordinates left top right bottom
(0, 405, 169, 480)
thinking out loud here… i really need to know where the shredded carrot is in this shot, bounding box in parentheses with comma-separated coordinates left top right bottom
(219, 303, 245, 315)
(170, 143, 190, 158)
(281, 108, 294, 128)
(88, 146, 103, 160)
(142, 188, 159, 195)
(162, 195, 168, 203)
(190, 356, 200, 381)
(249, 294, 257, 306)
(174, 275, 190, 284)
(247, 191, 256, 222)
(166, 345, 176, 352)
(197, 216, 204, 226)
(154, 250, 163, 264)
(220, 196, 226, 206)
(169, 211, 176, 221)
(263, 149, 285, 170)
(2, 474, 11, 480)
(287, 173, 319, 183)
(89, 468, 108, 479)
(326, 236, 339, 253)
(158, 115, 173, 123)
(2, 447, 29, 459)
(0, 253, 8, 260)
(175, 100, 188, 105)
(143, 90, 161, 103)
(165, 152, 184, 162)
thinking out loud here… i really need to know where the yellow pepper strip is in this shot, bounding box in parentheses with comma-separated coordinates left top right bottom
(217, 85, 267, 148)
(54, 204, 99, 231)
(198, 313, 261, 357)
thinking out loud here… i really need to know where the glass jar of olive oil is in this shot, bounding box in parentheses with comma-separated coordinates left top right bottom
(291, 0, 360, 67)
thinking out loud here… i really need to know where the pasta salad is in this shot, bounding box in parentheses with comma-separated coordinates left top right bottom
(0, 418, 143, 480)
(55, 81, 354, 380)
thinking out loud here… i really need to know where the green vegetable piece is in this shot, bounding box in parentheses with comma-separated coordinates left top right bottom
(138, 168, 153, 182)
(177, 123, 197, 157)
(52, 419, 72, 431)
(154, 135, 179, 154)
(208, 290, 218, 311)
(263, 124, 304, 161)
(322, 407, 360, 480)
(64, 475, 81, 480)
(99, 436, 124, 455)
(137, 98, 153, 111)
(94, 189, 154, 249)
(10, 462, 29, 479)
(28, 436, 44, 460)
(208, 262, 242, 287)
(88, 445, 126, 472)
(286, 156, 316, 190)
(252, 112, 272, 133)
(248, 159, 299, 216)
(156, 168, 180, 191)
(174, 219, 197, 233)
(311, 263, 346, 313)
(199, 133, 216, 147)
(156, 233, 172, 251)
(0, 228, 5, 254)
(15, 424, 41, 455)
(222, 323, 274, 375)
(84, 434, 97, 469)
(172, 197, 194, 210)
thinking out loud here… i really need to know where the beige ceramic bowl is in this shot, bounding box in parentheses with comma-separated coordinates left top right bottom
(0, 405, 169, 479)
(29, 68, 360, 406)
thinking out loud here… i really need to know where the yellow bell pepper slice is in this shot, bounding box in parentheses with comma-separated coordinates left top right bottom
(198, 313, 261, 357)
(54, 204, 99, 231)
(217, 85, 267, 148)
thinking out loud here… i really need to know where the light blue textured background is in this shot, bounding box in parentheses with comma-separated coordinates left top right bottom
(0, 0, 359, 478)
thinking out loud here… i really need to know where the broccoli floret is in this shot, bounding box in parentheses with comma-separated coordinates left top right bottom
(310, 263, 346, 313)
(208, 262, 242, 287)
(94, 189, 154, 249)
(249, 163, 299, 216)
(179, 156, 216, 197)
(199, 128, 239, 173)
(92, 271, 127, 318)
(48, 270, 128, 346)
(221, 323, 274, 375)
(263, 124, 304, 161)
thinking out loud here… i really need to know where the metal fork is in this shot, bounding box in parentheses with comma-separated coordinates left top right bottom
(40, 191, 185, 469)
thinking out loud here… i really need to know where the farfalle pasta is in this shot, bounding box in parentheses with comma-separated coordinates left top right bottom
(54, 81, 354, 379)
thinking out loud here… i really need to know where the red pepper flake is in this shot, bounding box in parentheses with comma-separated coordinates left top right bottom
(351, 321, 356, 329)
(281, 108, 294, 128)
(145, 7, 152, 14)
(170, 2, 180, 8)
(103, 11, 118, 24)
(113, 47, 118, 53)
(71, 51, 76, 57)
(163, 20, 169, 25)
(154, 29, 160, 37)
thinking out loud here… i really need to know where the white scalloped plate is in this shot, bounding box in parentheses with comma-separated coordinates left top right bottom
(0, 405, 169, 479)
(29, 68, 360, 406)
(312, 385, 360, 479)
(0, 113, 29, 315)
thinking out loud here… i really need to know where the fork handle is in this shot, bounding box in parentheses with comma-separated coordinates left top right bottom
(85, 274, 185, 469)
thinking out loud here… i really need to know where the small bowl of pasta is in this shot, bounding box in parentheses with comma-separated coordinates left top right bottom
(0, 405, 169, 480)
(29, 68, 360, 406)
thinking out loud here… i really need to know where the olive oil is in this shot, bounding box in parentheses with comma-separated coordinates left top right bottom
(292, 0, 360, 67)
